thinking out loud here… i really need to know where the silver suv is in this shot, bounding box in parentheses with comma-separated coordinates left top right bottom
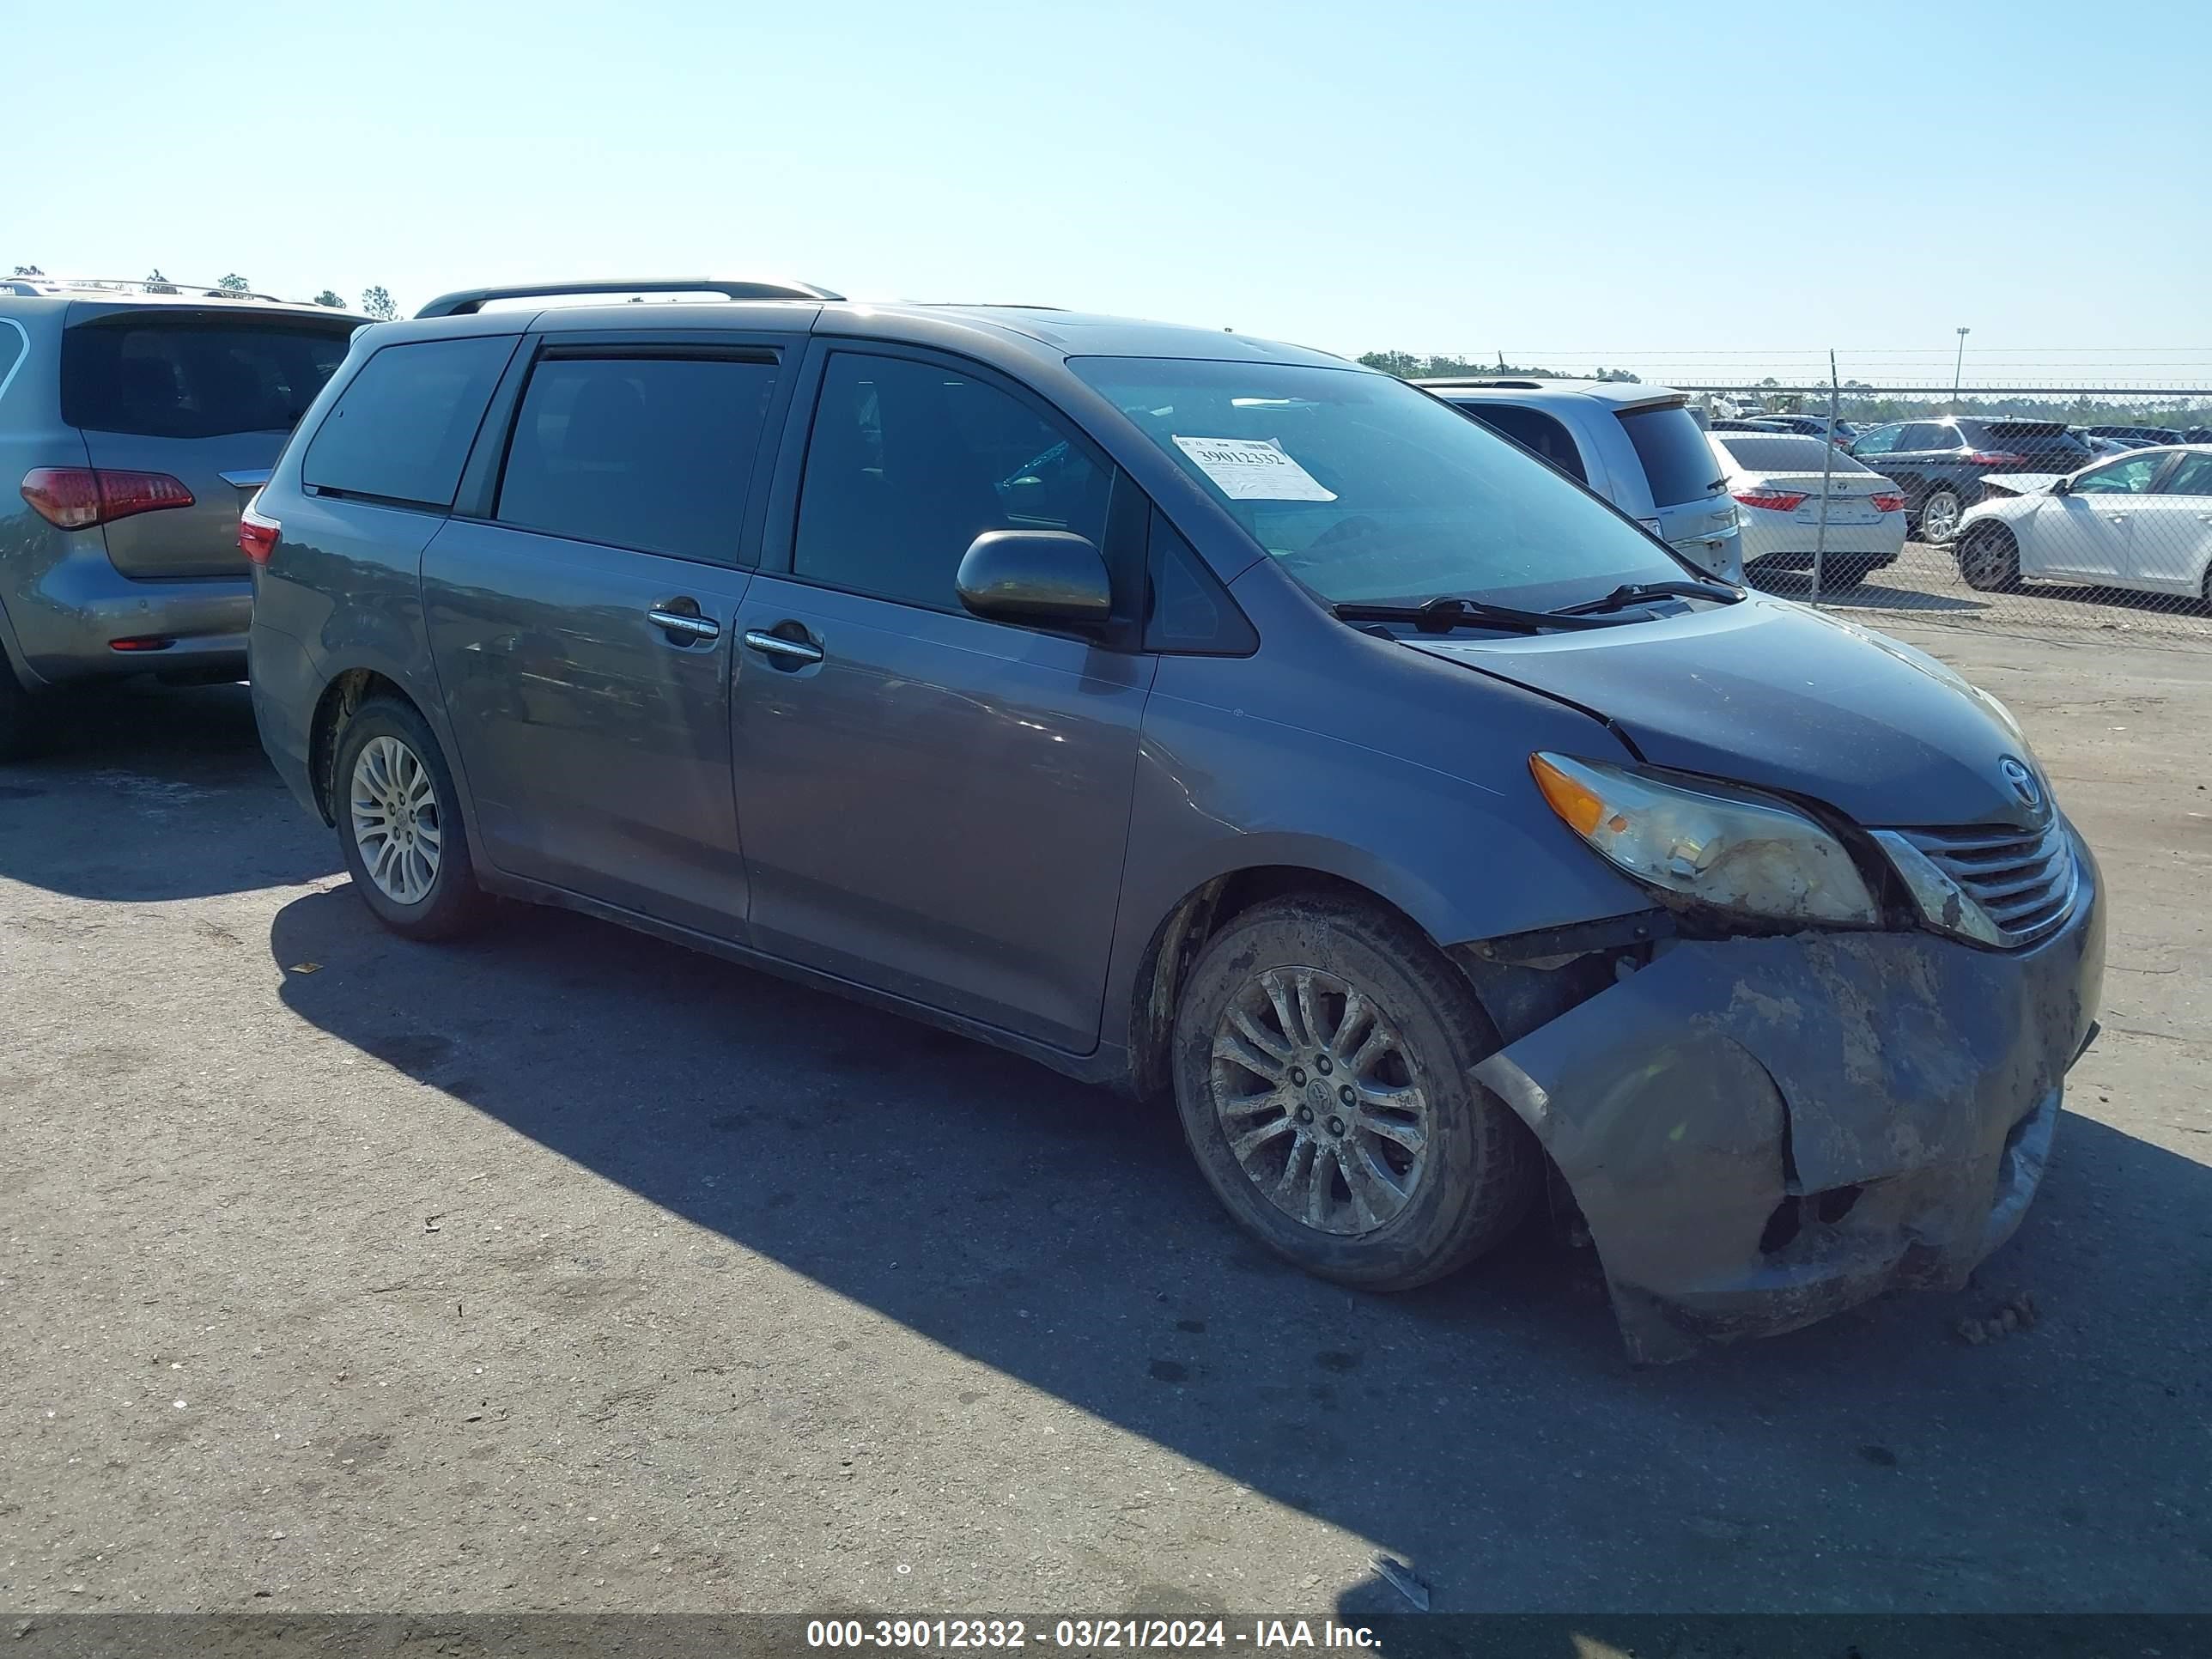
(0, 276, 363, 756)
(1419, 378, 1744, 582)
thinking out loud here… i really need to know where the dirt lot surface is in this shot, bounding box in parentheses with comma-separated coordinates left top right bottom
(3, 617, 2208, 1620)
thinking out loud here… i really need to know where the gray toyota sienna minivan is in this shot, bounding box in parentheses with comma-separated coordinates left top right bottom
(248, 282, 2104, 1362)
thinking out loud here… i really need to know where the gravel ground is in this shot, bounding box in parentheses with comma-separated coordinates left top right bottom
(2, 620, 2207, 1620)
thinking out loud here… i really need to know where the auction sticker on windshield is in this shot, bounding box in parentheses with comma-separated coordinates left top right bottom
(1172, 435, 1337, 501)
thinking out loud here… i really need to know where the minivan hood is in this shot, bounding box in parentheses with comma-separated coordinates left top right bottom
(1406, 596, 2042, 830)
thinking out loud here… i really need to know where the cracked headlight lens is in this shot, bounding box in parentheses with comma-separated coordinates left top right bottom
(1530, 752, 1879, 927)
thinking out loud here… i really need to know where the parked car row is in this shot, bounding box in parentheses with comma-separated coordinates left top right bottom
(0, 276, 364, 755)
(3, 274, 2109, 1364)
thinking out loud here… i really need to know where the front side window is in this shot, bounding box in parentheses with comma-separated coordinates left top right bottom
(2069, 453, 2165, 495)
(64, 313, 352, 439)
(1073, 356, 1685, 612)
(495, 354, 782, 561)
(793, 351, 1110, 611)
(303, 335, 514, 508)
(1851, 425, 1900, 456)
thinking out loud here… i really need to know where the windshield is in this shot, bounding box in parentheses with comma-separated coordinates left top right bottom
(1714, 434, 1873, 473)
(1070, 358, 1685, 611)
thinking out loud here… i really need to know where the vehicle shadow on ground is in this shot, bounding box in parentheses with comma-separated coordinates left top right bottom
(0, 680, 337, 898)
(267, 888, 2212, 1611)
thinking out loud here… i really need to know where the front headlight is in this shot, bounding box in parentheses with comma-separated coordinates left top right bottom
(1530, 752, 1879, 927)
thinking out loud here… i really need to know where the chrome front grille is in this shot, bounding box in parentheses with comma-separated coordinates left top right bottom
(1890, 817, 2078, 947)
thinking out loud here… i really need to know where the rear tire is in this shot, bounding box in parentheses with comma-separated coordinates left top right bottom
(331, 698, 488, 940)
(1170, 893, 1537, 1291)
(0, 665, 35, 763)
(1918, 486, 1966, 545)
(1959, 525, 2021, 593)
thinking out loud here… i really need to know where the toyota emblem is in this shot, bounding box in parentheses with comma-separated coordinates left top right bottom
(2000, 757, 2042, 810)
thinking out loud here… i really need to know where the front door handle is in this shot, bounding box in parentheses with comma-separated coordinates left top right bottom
(2104, 514, 2128, 525)
(743, 629, 825, 665)
(648, 602, 720, 642)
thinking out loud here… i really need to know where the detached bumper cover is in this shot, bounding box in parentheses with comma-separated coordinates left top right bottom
(1474, 832, 2104, 1362)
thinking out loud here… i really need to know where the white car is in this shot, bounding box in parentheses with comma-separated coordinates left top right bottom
(1952, 444, 2212, 599)
(1705, 430, 1907, 591)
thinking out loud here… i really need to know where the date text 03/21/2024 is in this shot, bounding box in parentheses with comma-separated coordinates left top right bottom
(804, 1618, 1381, 1650)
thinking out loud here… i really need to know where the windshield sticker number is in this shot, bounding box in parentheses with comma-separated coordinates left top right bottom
(1172, 435, 1337, 501)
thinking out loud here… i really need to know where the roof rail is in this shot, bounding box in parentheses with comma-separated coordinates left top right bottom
(413, 277, 843, 319)
(0, 276, 297, 305)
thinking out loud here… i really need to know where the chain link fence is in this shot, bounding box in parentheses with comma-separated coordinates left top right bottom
(1367, 347, 2212, 648)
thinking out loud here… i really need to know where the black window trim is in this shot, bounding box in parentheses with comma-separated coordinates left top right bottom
(761, 336, 1150, 650)
(452, 330, 800, 569)
(301, 332, 524, 515)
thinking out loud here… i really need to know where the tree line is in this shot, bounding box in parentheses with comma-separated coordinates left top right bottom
(9, 264, 399, 319)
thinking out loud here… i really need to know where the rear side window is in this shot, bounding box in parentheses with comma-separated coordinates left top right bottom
(2164, 454, 2212, 496)
(62, 313, 351, 439)
(1714, 434, 1872, 473)
(1452, 404, 1587, 483)
(1615, 404, 1723, 505)
(1898, 422, 1954, 451)
(495, 354, 781, 561)
(302, 335, 514, 509)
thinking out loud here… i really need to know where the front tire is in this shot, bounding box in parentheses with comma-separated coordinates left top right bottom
(1170, 893, 1537, 1291)
(1959, 524, 2021, 592)
(332, 698, 486, 940)
(1918, 486, 1966, 544)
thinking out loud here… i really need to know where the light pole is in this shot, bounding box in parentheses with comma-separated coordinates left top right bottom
(1953, 326, 1972, 407)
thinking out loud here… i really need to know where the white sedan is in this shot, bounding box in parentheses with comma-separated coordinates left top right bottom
(1705, 431, 1908, 590)
(1952, 444, 2212, 598)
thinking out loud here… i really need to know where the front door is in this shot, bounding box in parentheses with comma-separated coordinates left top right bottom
(731, 347, 1152, 1051)
(2033, 451, 2162, 581)
(422, 343, 791, 938)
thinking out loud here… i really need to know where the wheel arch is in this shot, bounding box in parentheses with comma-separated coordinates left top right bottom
(1121, 861, 1465, 1103)
(307, 666, 424, 826)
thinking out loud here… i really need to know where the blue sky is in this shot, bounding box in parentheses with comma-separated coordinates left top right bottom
(11, 0, 2207, 383)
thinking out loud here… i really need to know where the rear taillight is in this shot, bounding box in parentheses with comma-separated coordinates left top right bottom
(1870, 491, 1907, 513)
(1734, 488, 1808, 512)
(239, 501, 281, 565)
(1966, 451, 2026, 466)
(20, 466, 195, 530)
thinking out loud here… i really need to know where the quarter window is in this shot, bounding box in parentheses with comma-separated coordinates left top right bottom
(303, 335, 515, 509)
(1451, 405, 1587, 483)
(495, 354, 782, 561)
(793, 352, 1111, 611)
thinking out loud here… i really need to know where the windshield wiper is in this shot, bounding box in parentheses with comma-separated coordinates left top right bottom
(1332, 595, 1622, 635)
(1548, 578, 1745, 617)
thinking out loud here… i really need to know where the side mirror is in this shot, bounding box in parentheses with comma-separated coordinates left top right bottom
(955, 530, 1113, 629)
(2050, 477, 2071, 496)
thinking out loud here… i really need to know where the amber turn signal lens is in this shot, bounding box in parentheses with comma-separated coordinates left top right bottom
(1530, 753, 1611, 837)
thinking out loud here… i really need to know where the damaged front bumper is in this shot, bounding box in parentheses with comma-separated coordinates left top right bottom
(1473, 830, 2105, 1364)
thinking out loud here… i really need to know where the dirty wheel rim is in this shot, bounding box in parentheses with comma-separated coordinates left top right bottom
(1922, 491, 1962, 542)
(349, 735, 442, 905)
(1961, 534, 2010, 589)
(1209, 966, 1431, 1237)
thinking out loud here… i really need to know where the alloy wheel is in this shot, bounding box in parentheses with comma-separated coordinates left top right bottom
(1208, 966, 1431, 1236)
(349, 734, 443, 905)
(1921, 489, 1963, 544)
